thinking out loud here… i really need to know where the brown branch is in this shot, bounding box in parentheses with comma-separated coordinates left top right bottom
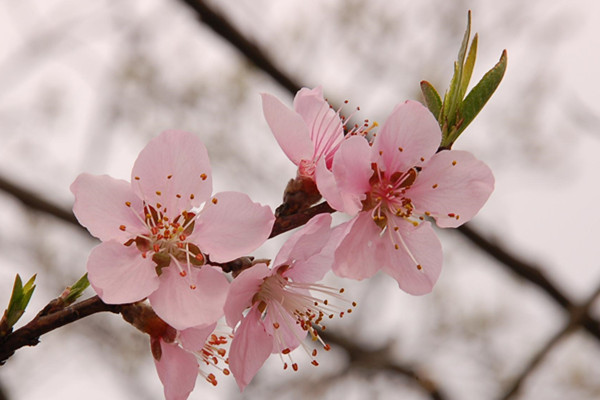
(270, 201, 335, 238)
(0, 295, 121, 364)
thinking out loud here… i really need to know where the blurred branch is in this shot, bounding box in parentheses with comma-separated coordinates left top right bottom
(456, 225, 600, 340)
(177, 0, 302, 94)
(322, 331, 448, 400)
(0, 378, 8, 400)
(0, 175, 83, 231)
(0, 295, 121, 364)
(498, 284, 600, 400)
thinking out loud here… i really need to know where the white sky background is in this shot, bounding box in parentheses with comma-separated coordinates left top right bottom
(0, 0, 600, 399)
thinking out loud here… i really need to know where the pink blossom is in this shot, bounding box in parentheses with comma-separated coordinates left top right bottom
(224, 214, 351, 390)
(322, 101, 495, 294)
(71, 130, 275, 329)
(262, 87, 347, 180)
(153, 323, 232, 400)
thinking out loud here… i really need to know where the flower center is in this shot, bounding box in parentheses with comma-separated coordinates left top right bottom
(363, 163, 418, 228)
(122, 202, 205, 284)
(253, 267, 356, 371)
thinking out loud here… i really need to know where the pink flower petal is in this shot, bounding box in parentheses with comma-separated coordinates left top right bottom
(189, 191, 274, 263)
(71, 173, 146, 242)
(149, 266, 229, 330)
(87, 241, 159, 304)
(373, 101, 441, 174)
(224, 263, 270, 328)
(332, 213, 383, 280)
(292, 87, 343, 165)
(229, 307, 273, 391)
(154, 339, 198, 400)
(261, 93, 314, 165)
(379, 220, 442, 295)
(274, 213, 331, 268)
(319, 135, 372, 214)
(178, 323, 216, 352)
(409, 150, 495, 227)
(274, 214, 335, 283)
(131, 130, 213, 216)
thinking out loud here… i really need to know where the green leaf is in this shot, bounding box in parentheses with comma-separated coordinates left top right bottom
(420, 81, 442, 120)
(0, 274, 36, 336)
(62, 273, 89, 306)
(443, 11, 472, 123)
(442, 61, 461, 124)
(459, 33, 478, 100)
(456, 10, 472, 70)
(456, 49, 508, 138)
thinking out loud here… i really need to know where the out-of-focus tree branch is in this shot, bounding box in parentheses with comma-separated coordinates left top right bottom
(322, 331, 448, 400)
(177, 0, 302, 95)
(0, 176, 81, 230)
(498, 284, 600, 400)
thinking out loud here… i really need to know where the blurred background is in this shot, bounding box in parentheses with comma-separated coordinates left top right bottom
(1, 1, 600, 399)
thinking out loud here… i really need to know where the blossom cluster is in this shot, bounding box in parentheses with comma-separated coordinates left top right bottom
(71, 87, 494, 399)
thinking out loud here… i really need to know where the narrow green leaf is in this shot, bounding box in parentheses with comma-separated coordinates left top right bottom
(19, 274, 36, 310)
(457, 10, 472, 69)
(62, 273, 90, 305)
(4, 274, 36, 330)
(459, 33, 478, 100)
(456, 49, 508, 138)
(442, 61, 461, 124)
(420, 81, 442, 120)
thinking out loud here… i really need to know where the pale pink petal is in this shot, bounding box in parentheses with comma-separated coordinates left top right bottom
(224, 263, 270, 328)
(373, 101, 441, 173)
(149, 266, 229, 330)
(229, 307, 273, 391)
(264, 304, 307, 352)
(315, 136, 371, 214)
(274, 213, 332, 267)
(332, 213, 383, 280)
(189, 191, 274, 263)
(292, 87, 323, 115)
(380, 220, 442, 295)
(131, 130, 213, 216)
(261, 93, 313, 165)
(179, 323, 216, 352)
(293, 87, 343, 165)
(87, 241, 159, 304)
(409, 150, 495, 228)
(71, 173, 146, 242)
(154, 340, 198, 400)
(274, 214, 335, 283)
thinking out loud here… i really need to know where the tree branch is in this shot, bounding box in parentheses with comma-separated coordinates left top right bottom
(0, 295, 121, 364)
